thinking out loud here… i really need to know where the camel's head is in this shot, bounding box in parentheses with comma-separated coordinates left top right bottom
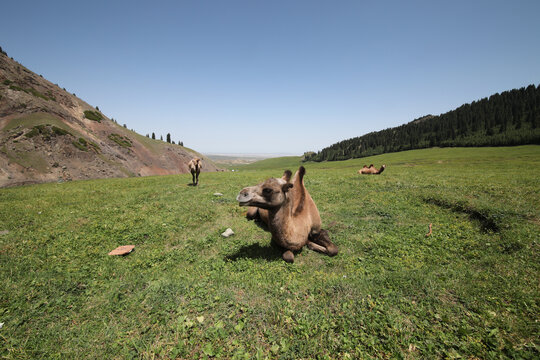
(237, 170, 293, 209)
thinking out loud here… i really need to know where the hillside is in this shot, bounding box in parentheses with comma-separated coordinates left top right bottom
(0, 51, 219, 187)
(235, 156, 302, 171)
(305, 84, 540, 161)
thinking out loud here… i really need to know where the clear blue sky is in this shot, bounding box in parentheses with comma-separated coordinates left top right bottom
(2, 0, 539, 154)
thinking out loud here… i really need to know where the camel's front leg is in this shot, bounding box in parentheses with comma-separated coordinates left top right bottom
(246, 207, 259, 220)
(307, 241, 328, 253)
(308, 229, 338, 256)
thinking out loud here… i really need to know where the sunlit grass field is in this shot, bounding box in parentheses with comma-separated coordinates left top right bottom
(1, 146, 539, 359)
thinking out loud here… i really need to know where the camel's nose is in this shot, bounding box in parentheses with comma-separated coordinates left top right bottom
(236, 188, 253, 204)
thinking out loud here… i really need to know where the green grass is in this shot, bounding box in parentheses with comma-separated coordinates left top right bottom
(2, 113, 89, 144)
(24, 125, 46, 138)
(72, 138, 88, 151)
(71, 137, 100, 153)
(2, 113, 68, 132)
(0, 146, 538, 359)
(8, 85, 52, 101)
(51, 126, 69, 136)
(24, 124, 71, 140)
(238, 156, 303, 171)
(1, 142, 49, 173)
(83, 110, 103, 122)
(108, 133, 133, 148)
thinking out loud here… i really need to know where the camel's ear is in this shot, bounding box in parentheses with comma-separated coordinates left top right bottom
(297, 166, 306, 183)
(282, 170, 292, 182)
(282, 183, 293, 193)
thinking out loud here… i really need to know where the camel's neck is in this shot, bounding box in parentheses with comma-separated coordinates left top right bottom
(267, 194, 295, 226)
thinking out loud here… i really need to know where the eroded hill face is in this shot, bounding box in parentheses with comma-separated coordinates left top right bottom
(0, 52, 219, 187)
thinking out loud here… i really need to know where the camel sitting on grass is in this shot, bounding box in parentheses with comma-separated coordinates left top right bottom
(188, 158, 202, 185)
(236, 166, 338, 263)
(358, 164, 386, 175)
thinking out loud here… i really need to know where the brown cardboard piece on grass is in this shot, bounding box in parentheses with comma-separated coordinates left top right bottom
(108, 245, 135, 256)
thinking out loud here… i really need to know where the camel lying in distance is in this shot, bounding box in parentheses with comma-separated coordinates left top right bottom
(358, 164, 386, 175)
(188, 158, 202, 185)
(237, 166, 338, 263)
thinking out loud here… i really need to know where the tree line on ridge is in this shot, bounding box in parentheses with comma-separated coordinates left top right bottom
(304, 84, 540, 162)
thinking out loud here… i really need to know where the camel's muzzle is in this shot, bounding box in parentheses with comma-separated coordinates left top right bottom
(236, 188, 254, 206)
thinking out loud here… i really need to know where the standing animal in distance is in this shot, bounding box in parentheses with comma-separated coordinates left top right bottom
(358, 164, 386, 175)
(236, 166, 338, 263)
(188, 158, 202, 185)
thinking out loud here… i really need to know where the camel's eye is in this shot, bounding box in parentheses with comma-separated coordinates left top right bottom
(262, 188, 273, 195)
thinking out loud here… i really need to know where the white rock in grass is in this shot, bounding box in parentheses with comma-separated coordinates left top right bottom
(221, 228, 234, 237)
(213, 193, 223, 196)
(0, 322, 3, 329)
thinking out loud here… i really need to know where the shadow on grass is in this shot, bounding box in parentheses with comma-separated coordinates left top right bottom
(423, 197, 500, 232)
(252, 219, 269, 232)
(225, 243, 282, 262)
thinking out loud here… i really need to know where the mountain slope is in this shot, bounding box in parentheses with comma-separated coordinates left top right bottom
(305, 84, 540, 162)
(0, 51, 219, 186)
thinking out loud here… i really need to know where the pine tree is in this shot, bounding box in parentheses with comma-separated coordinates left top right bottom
(152, 133, 156, 139)
(166, 133, 171, 143)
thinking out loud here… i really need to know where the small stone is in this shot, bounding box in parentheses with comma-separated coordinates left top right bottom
(221, 228, 234, 237)
(213, 193, 223, 196)
(108, 245, 135, 256)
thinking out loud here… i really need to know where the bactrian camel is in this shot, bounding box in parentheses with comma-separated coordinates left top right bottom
(358, 164, 386, 175)
(236, 166, 338, 263)
(188, 158, 202, 185)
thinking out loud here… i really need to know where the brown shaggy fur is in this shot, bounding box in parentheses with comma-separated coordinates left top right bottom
(237, 166, 338, 263)
(358, 164, 386, 175)
(188, 158, 202, 185)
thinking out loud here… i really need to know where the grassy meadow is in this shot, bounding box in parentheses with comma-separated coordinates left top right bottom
(0, 146, 539, 359)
